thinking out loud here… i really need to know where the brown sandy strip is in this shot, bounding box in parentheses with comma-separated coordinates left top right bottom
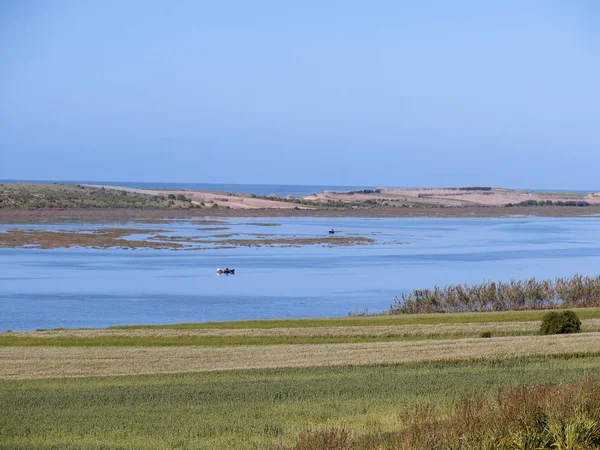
(9, 319, 600, 340)
(0, 228, 182, 250)
(1, 333, 599, 380)
(0, 229, 377, 249)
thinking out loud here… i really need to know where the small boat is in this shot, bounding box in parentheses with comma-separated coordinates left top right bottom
(216, 268, 235, 275)
(329, 229, 336, 234)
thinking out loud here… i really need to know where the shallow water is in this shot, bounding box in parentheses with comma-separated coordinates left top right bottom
(1, 217, 600, 331)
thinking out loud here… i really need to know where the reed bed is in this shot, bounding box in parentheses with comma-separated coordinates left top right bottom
(391, 274, 600, 314)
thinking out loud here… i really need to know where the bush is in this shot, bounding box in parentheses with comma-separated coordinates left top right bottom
(293, 377, 600, 450)
(480, 331, 492, 338)
(540, 310, 581, 335)
(176, 194, 187, 201)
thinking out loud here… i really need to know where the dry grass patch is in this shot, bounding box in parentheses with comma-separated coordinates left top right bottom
(10, 319, 600, 341)
(2, 333, 599, 379)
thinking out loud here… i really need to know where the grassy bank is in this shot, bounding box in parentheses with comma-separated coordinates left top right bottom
(109, 307, 600, 329)
(3, 318, 600, 347)
(1, 356, 600, 449)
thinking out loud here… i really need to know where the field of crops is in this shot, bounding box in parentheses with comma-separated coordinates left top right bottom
(1, 309, 600, 449)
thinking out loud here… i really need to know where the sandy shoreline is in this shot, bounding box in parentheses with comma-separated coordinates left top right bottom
(1, 205, 600, 223)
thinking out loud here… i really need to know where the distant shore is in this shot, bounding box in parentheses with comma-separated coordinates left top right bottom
(1, 205, 600, 223)
(2, 182, 600, 223)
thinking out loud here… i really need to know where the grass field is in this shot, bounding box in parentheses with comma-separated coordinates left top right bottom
(2, 308, 600, 449)
(3, 318, 600, 347)
(109, 307, 600, 329)
(1, 357, 600, 449)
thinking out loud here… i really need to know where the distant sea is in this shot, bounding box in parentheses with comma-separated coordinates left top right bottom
(0, 180, 374, 197)
(0, 180, 595, 197)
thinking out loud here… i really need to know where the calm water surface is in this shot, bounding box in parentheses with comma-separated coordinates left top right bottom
(1, 217, 600, 330)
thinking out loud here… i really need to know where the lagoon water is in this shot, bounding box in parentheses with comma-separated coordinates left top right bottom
(1, 217, 600, 331)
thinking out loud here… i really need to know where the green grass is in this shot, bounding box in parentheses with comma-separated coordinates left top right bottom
(1, 356, 599, 449)
(110, 307, 600, 330)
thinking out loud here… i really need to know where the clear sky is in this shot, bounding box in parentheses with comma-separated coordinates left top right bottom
(1, 1, 599, 188)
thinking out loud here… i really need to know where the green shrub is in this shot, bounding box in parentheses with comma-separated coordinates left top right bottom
(540, 310, 581, 335)
(480, 331, 492, 338)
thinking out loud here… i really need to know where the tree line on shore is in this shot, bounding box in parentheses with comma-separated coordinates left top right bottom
(506, 199, 590, 207)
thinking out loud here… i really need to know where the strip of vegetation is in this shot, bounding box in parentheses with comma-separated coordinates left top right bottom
(0, 330, 543, 347)
(5, 328, 600, 347)
(0, 356, 598, 449)
(506, 199, 590, 207)
(0, 183, 199, 209)
(249, 193, 446, 209)
(0, 228, 184, 249)
(240, 222, 281, 226)
(109, 307, 600, 330)
(5, 334, 599, 380)
(391, 274, 600, 314)
(5, 318, 600, 346)
(147, 234, 377, 248)
(330, 189, 382, 195)
(294, 376, 600, 450)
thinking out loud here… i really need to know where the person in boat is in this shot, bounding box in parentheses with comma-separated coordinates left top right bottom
(329, 228, 336, 234)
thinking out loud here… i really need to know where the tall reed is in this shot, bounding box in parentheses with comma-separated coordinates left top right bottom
(390, 274, 600, 314)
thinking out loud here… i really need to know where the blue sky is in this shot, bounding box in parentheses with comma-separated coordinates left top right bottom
(1, 1, 599, 188)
